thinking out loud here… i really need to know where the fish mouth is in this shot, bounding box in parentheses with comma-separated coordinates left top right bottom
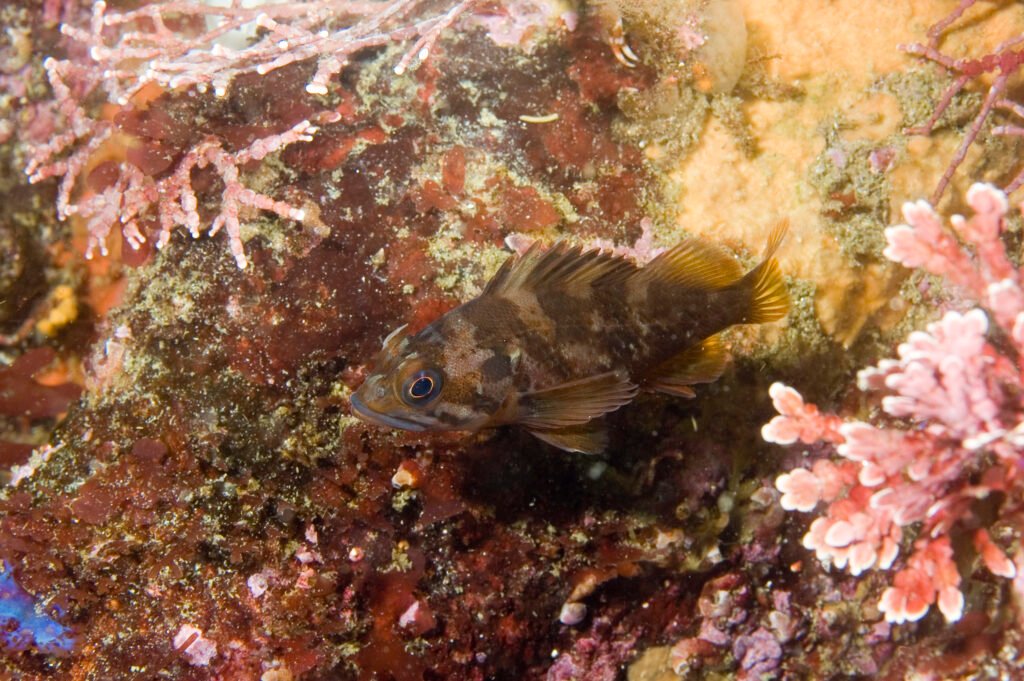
(349, 393, 427, 432)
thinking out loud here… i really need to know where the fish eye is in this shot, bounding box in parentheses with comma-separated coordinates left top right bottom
(402, 369, 442, 405)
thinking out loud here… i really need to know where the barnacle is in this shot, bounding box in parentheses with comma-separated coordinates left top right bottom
(592, 0, 748, 94)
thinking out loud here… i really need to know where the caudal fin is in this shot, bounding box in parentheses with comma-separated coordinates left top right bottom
(743, 221, 789, 324)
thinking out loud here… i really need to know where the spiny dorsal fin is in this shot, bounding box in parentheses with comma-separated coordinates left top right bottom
(742, 220, 790, 324)
(646, 334, 727, 397)
(517, 370, 638, 430)
(528, 421, 609, 454)
(631, 236, 744, 290)
(485, 242, 638, 298)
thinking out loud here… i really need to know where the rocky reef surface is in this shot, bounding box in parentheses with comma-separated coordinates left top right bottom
(1, 1, 1024, 679)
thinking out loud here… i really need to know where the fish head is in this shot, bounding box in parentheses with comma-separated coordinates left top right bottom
(351, 318, 519, 433)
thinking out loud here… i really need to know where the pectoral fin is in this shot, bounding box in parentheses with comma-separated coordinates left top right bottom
(529, 421, 608, 454)
(517, 370, 638, 430)
(646, 335, 727, 398)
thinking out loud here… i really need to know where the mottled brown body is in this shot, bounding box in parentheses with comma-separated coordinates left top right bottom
(351, 227, 788, 453)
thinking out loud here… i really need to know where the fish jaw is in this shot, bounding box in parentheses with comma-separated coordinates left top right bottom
(350, 373, 434, 432)
(349, 391, 429, 432)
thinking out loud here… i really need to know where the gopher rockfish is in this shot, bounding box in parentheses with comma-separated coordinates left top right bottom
(350, 227, 788, 453)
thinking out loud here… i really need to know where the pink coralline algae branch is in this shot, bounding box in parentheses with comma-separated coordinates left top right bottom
(764, 183, 1024, 625)
(62, 0, 479, 102)
(901, 0, 1024, 203)
(25, 0, 482, 268)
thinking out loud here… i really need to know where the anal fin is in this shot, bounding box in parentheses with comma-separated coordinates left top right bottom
(529, 421, 608, 454)
(646, 335, 728, 398)
(518, 370, 638, 430)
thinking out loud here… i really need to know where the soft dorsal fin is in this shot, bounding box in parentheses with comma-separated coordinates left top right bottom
(645, 334, 728, 398)
(485, 242, 638, 298)
(517, 370, 638, 430)
(761, 219, 787, 260)
(528, 421, 608, 454)
(631, 236, 744, 290)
